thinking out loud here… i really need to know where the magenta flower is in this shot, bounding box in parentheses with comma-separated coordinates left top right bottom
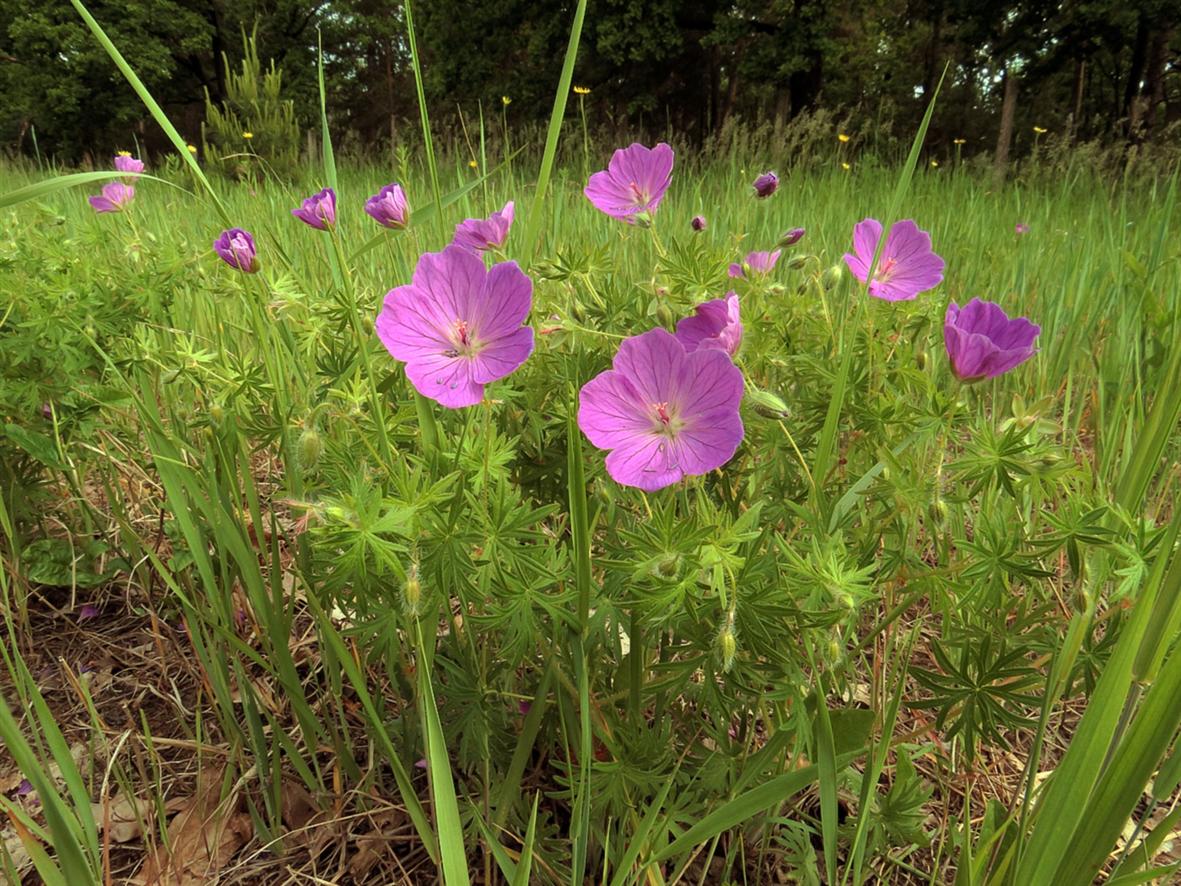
(78, 603, 100, 621)
(88, 182, 135, 213)
(1015, 222, 1030, 235)
(376, 245, 534, 408)
(675, 293, 742, 358)
(365, 183, 409, 229)
(16, 779, 33, 797)
(452, 201, 514, 253)
(113, 153, 144, 175)
(292, 187, 336, 230)
(213, 228, 260, 274)
(728, 250, 781, 279)
(779, 227, 806, 247)
(578, 328, 744, 491)
(691, 215, 707, 232)
(752, 171, 778, 198)
(584, 143, 673, 223)
(842, 218, 944, 301)
(944, 299, 1040, 382)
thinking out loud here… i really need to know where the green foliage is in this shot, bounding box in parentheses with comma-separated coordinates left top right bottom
(202, 31, 301, 180)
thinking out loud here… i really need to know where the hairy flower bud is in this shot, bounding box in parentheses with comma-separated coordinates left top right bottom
(403, 567, 423, 616)
(297, 427, 322, 470)
(718, 625, 737, 672)
(787, 255, 810, 271)
(820, 265, 843, 291)
(652, 552, 681, 579)
(916, 350, 929, 371)
(748, 388, 790, 419)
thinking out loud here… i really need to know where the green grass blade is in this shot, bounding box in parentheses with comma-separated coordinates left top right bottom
(316, 29, 337, 193)
(403, 0, 443, 228)
(68, 0, 231, 225)
(521, 0, 588, 258)
(0, 171, 191, 209)
(814, 689, 839, 883)
(511, 793, 541, 886)
(415, 620, 472, 886)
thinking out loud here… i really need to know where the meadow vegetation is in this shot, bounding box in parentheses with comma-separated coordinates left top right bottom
(1, 5, 1181, 886)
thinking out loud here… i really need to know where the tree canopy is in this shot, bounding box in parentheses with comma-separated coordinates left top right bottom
(1, 0, 1176, 160)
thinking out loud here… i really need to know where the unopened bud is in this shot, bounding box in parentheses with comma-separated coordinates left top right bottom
(209, 403, 225, 424)
(718, 627, 737, 672)
(633, 211, 653, 229)
(826, 637, 843, 663)
(778, 227, 806, 247)
(1073, 586, 1090, 613)
(655, 303, 675, 328)
(916, 350, 929, 371)
(927, 498, 948, 527)
(652, 552, 681, 579)
(748, 388, 790, 419)
(691, 215, 707, 232)
(787, 255, 810, 271)
(403, 567, 423, 616)
(297, 427, 322, 470)
(820, 265, 843, 291)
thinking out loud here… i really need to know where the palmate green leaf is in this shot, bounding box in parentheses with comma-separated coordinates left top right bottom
(0, 171, 191, 210)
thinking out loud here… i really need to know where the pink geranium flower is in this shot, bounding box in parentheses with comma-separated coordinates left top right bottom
(113, 153, 144, 175)
(375, 245, 534, 408)
(584, 143, 673, 223)
(292, 187, 336, 230)
(675, 293, 742, 358)
(728, 250, 781, 279)
(88, 182, 135, 213)
(578, 328, 744, 491)
(366, 183, 410, 229)
(842, 218, 944, 301)
(944, 298, 1040, 382)
(452, 201, 514, 253)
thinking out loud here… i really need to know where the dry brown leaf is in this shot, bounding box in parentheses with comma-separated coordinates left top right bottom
(2, 822, 33, 878)
(133, 766, 253, 886)
(93, 793, 153, 843)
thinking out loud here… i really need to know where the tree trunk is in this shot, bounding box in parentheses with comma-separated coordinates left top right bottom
(1070, 57, 1086, 140)
(1140, 25, 1171, 137)
(993, 66, 1018, 184)
(385, 39, 397, 159)
(1123, 12, 1149, 135)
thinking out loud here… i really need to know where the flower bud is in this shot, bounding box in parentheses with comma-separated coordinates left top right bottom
(691, 215, 707, 232)
(748, 388, 790, 419)
(820, 265, 843, 291)
(652, 552, 681, 580)
(835, 591, 855, 612)
(633, 211, 653, 229)
(778, 227, 806, 247)
(927, 498, 948, 527)
(752, 171, 779, 199)
(655, 302, 675, 328)
(718, 625, 738, 672)
(403, 567, 423, 616)
(1073, 585, 1090, 614)
(209, 403, 226, 425)
(826, 636, 843, 664)
(297, 427, 322, 470)
(916, 350, 929, 371)
(787, 255, 810, 271)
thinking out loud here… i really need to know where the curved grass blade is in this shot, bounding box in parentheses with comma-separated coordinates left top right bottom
(68, 0, 231, 225)
(0, 172, 192, 210)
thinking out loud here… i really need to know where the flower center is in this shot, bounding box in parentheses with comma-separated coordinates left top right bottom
(628, 181, 650, 207)
(444, 319, 478, 358)
(651, 401, 682, 436)
(874, 257, 897, 283)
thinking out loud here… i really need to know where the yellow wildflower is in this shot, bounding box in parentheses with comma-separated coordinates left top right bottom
(116, 150, 131, 157)
(841, 162, 851, 171)
(187, 144, 198, 154)
(930, 159, 939, 168)
(1033, 126, 1047, 134)
(838, 133, 850, 143)
(953, 138, 966, 145)
(469, 159, 478, 169)
(501, 96, 511, 106)
(573, 85, 591, 95)
(243, 131, 254, 139)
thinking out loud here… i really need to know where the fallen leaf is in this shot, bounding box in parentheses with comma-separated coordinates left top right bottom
(133, 766, 252, 885)
(92, 793, 162, 843)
